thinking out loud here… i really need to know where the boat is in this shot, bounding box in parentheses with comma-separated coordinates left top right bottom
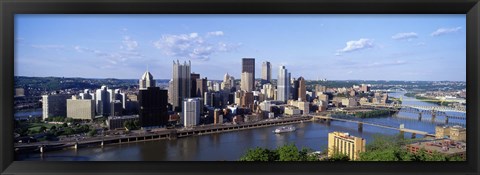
(274, 126, 296, 134)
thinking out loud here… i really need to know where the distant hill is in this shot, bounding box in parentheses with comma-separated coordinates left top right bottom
(14, 76, 171, 92)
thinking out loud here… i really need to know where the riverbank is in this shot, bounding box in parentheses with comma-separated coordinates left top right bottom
(404, 93, 453, 107)
(15, 116, 312, 154)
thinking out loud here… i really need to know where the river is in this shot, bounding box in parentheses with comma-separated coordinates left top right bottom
(16, 92, 466, 161)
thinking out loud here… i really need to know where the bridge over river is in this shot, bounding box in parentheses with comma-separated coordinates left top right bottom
(312, 115, 434, 138)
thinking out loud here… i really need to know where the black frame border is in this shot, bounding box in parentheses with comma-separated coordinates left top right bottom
(1, 0, 479, 175)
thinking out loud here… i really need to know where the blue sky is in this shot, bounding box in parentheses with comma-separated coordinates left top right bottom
(15, 14, 466, 81)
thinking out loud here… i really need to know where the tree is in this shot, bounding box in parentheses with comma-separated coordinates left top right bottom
(62, 123, 68, 127)
(39, 126, 47, 133)
(63, 127, 74, 136)
(50, 125, 57, 130)
(124, 121, 133, 130)
(277, 144, 302, 161)
(240, 147, 278, 161)
(65, 117, 74, 123)
(328, 152, 350, 161)
(133, 120, 140, 129)
(88, 128, 97, 137)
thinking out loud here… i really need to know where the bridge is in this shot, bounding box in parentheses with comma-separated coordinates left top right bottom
(312, 115, 433, 138)
(361, 103, 466, 113)
(372, 88, 408, 93)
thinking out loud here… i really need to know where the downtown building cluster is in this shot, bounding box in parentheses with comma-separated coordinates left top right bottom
(41, 57, 380, 130)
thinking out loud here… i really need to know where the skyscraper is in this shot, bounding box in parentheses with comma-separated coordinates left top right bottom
(190, 73, 200, 97)
(298, 77, 306, 101)
(42, 93, 69, 120)
(139, 70, 155, 90)
(277, 66, 290, 103)
(261, 61, 272, 83)
(96, 86, 112, 117)
(242, 58, 255, 90)
(172, 60, 191, 112)
(196, 77, 208, 98)
(183, 98, 201, 127)
(241, 72, 253, 92)
(67, 97, 95, 120)
(138, 87, 169, 128)
(292, 78, 299, 101)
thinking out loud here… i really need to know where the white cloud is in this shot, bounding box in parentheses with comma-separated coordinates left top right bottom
(153, 31, 238, 60)
(392, 32, 418, 40)
(74, 35, 144, 67)
(430, 27, 462, 36)
(121, 36, 138, 51)
(207, 31, 224, 37)
(336, 38, 374, 55)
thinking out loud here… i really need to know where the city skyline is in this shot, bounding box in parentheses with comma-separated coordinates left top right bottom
(15, 14, 466, 81)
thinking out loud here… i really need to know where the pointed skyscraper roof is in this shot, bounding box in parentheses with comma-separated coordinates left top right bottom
(141, 70, 154, 81)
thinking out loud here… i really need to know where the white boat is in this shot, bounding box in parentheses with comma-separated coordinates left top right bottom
(274, 126, 296, 134)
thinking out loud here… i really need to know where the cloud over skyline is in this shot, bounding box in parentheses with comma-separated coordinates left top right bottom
(14, 15, 466, 81)
(430, 27, 462, 36)
(392, 32, 418, 40)
(153, 31, 238, 60)
(336, 38, 374, 55)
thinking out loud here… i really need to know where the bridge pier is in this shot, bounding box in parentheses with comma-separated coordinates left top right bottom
(358, 123, 363, 132)
(40, 146, 45, 153)
(74, 142, 78, 149)
(325, 119, 331, 126)
(431, 112, 436, 122)
(411, 133, 416, 139)
(399, 130, 405, 136)
(418, 113, 422, 121)
(445, 117, 449, 124)
(169, 130, 178, 140)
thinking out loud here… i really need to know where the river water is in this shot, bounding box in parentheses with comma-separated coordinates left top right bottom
(16, 92, 466, 161)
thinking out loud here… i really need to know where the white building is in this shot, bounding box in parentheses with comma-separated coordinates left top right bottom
(183, 98, 201, 127)
(241, 72, 254, 92)
(277, 66, 290, 102)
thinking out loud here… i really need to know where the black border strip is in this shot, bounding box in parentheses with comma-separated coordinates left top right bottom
(1, 0, 479, 175)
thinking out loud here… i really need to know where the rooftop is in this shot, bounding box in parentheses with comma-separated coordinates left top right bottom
(408, 139, 466, 155)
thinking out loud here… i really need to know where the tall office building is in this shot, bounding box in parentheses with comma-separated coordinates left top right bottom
(241, 72, 254, 92)
(113, 89, 126, 109)
(196, 77, 208, 99)
(42, 94, 69, 120)
(183, 98, 201, 127)
(213, 109, 223, 125)
(168, 79, 173, 105)
(138, 87, 169, 128)
(172, 60, 191, 112)
(190, 73, 200, 97)
(79, 89, 93, 100)
(277, 66, 290, 103)
(95, 86, 112, 117)
(261, 83, 275, 100)
(139, 70, 156, 90)
(292, 78, 299, 101)
(67, 97, 95, 120)
(298, 77, 306, 101)
(328, 132, 366, 161)
(261, 61, 272, 83)
(242, 58, 255, 90)
(222, 73, 235, 91)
